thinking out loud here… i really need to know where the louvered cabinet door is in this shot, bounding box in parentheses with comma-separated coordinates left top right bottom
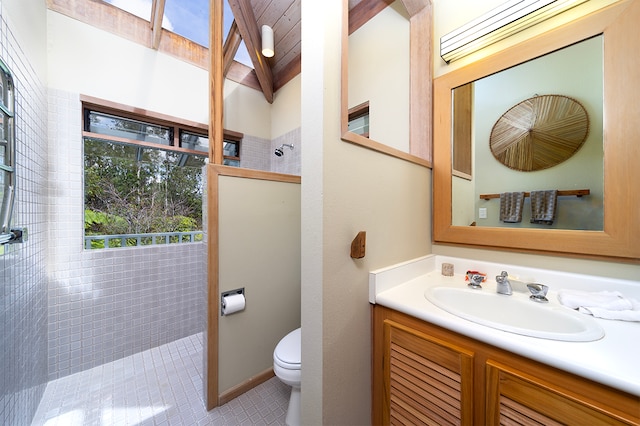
(486, 360, 638, 426)
(382, 319, 475, 426)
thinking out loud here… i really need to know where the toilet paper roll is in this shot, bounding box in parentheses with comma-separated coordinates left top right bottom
(222, 293, 245, 316)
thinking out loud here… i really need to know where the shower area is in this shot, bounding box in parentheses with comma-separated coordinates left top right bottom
(1, 0, 304, 423)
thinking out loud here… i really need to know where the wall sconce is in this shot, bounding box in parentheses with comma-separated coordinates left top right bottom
(440, 0, 587, 63)
(261, 25, 274, 58)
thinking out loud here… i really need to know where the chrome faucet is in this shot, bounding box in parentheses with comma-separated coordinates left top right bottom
(527, 283, 549, 303)
(496, 271, 512, 295)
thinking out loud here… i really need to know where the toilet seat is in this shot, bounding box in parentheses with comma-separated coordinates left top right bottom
(274, 328, 301, 370)
(273, 328, 302, 426)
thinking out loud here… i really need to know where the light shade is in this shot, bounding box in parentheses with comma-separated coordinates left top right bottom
(440, 0, 587, 63)
(261, 25, 274, 58)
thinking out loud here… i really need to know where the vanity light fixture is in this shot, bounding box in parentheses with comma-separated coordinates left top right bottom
(440, 0, 587, 63)
(261, 25, 274, 58)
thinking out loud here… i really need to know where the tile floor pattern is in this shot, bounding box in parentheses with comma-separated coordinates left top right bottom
(32, 333, 290, 425)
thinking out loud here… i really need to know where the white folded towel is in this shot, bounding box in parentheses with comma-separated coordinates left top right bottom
(558, 289, 640, 322)
(579, 301, 640, 321)
(557, 290, 632, 310)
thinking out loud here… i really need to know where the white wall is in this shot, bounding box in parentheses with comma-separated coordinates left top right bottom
(452, 175, 475, 226)
(3, 0, 47, 81)
(224, 79, 271, 139)
(224, 72, 301, 141)
(272, 74, 301, 139)
(301, 1, 431, 424)
(432, 0, 639, 280)
(47, 12, 209, 124)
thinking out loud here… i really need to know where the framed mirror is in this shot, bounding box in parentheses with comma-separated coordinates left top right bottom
(341, 0, 432, 167)
(433, 0, 640, 261)
(451, 36, 603, 231)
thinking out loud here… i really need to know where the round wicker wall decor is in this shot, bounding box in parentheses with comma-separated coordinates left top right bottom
(489, 94, 589, 171)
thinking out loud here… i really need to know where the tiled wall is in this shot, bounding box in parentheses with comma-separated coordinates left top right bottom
(239, 128, 301, 175)
(0, 9, 49, 426)
(240, 134, 272, 171)
(272, 128, 301, 176)
(47, 89, 206, 380)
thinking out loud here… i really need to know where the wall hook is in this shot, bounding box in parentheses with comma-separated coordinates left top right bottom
(350, 231, 366, 259)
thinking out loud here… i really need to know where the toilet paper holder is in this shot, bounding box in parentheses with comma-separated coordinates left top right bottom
(221, 288, 245, 316)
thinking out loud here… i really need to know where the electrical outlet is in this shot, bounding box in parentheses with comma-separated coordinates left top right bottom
(479, 208, 487, 219)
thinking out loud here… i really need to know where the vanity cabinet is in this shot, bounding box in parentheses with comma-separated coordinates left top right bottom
(372, 306, 640, 425)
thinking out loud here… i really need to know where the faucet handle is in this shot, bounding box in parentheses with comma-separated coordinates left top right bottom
(527, 283, 549, 303)
(466, 271, 484, 289)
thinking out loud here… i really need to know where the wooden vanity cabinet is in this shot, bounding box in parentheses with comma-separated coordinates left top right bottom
(372, 306, 640, 425)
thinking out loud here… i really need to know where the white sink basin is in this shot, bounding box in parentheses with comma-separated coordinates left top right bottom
(425, 286, 604, 342)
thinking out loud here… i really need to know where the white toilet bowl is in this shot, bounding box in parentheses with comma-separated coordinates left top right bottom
(273, 328, 301, 426)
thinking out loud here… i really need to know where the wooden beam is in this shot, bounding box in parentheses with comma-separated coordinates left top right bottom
(348, 0, 430, 34)
(211, 0, 224, 165)
(227, 0, 274, 103)
(207, 0, 223, 410)
(226, 62, 261, 91)
(409, 4, 432, 162)
(151, 0, 166, 49)
(223, 21, 242, 77)
(400, 0, 429, 17)
(348, 0, 393, 34)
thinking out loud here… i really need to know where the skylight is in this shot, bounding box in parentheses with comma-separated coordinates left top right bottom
(164, 0, 209, 47)
(223, 0, 252, 68)
(103, 0, 207, 48)
(103, 0, 251, 67)
(103, 0, 152, 23)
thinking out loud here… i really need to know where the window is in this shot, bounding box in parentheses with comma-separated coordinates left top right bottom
(82, 97, 208, 249)
(0, 57, 15, 245)
(348, 101, 370, 138)
(180, 130, 209, 153)
(222, 130, 242, 167)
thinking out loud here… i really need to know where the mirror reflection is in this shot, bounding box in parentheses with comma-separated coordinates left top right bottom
(451, 35, 604, 231)
(347, 1, 409, 151)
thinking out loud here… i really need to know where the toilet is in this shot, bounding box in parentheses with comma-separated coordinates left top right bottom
(273, 328, 301, 426)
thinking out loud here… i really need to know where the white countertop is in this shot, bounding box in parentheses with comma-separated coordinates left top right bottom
(370, 255, 640, 397)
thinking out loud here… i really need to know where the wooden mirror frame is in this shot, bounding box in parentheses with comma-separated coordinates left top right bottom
(341, 0, 432, 167)
(433, 0, 640, 262)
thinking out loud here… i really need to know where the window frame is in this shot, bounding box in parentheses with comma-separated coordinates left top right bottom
(81, 95, 243, 161)
(222, 130, 242, 166)
(81, 96, 209, 156)
(81, 96, 211, 249)
(348, 101, 370, 138)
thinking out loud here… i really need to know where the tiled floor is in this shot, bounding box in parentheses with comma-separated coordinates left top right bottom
(32, 333, 290, 425)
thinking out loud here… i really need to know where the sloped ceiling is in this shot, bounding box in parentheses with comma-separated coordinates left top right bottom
(226, 0, 403, 103)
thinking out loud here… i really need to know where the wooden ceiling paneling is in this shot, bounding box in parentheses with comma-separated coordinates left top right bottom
(232, 0, 391, 98)
(243, 0, 300, 99)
